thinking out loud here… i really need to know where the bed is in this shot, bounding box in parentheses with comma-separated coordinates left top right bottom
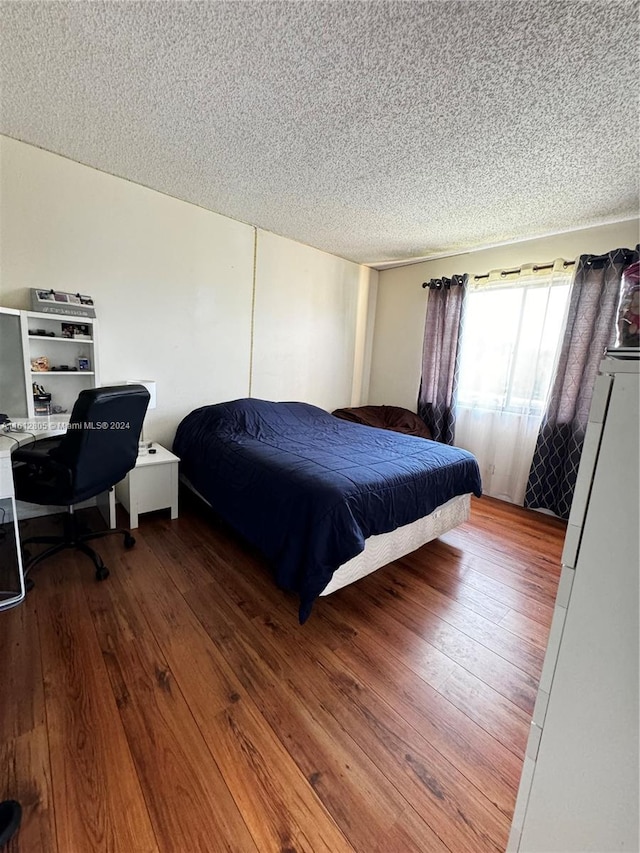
(173, 398, 481, 622)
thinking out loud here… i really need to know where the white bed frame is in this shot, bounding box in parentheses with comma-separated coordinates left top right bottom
(181, 474, 470, 597)
(320, 493, 469, 594)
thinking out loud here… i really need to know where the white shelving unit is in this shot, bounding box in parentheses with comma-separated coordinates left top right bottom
(20, 311, 100, 419)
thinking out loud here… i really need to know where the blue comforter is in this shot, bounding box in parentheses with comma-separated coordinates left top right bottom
(173, 399, 481, 622)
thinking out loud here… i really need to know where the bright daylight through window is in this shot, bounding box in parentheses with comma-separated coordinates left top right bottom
(455, 263, 573, 504)
(457, 277, 571, 413)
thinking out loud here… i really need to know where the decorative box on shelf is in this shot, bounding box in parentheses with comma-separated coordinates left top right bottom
(30, 288, 96, 318)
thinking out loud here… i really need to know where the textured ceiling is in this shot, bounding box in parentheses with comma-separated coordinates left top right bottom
(1, 1, 638, 266)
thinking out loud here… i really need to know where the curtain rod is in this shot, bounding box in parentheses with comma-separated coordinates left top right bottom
(472, 259, 576, 282)
(421, 274, 466, 290)
(422, 260, 576, 288)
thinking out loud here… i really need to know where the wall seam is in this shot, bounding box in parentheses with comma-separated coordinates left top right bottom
(248, 227, 258, 397)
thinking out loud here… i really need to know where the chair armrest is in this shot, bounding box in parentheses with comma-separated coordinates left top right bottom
(13, 438, 63, 465)
(12, 437, 73, 497)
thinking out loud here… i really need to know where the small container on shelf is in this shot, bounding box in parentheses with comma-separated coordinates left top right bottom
(33, 393, 52, 416)
(31, 356, 49, 372)
(32, 382, 52, 416)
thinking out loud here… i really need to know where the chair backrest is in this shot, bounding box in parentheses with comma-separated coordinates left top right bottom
(52, 385, 150, 502)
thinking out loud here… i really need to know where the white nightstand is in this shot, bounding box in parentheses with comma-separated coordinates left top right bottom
(115, 444, 179, 529)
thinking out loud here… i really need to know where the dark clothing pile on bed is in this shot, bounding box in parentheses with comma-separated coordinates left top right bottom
(332, 404, 432, 439)
(174, 399, 481, 622)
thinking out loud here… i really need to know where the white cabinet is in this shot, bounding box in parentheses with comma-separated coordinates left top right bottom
(115, 444, 179, 529)
(20, 311, 100, 419)
(508, 357, 639, 852)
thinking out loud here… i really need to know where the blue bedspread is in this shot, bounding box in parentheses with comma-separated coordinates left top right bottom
(173, 399, 481, 622)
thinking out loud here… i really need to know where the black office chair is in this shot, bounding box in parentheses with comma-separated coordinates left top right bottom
(12, 384, 150, 586)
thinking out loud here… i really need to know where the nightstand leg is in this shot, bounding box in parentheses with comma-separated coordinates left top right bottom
(170, 464, 178, 520)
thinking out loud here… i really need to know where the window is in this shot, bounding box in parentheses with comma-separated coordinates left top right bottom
(458, 272, 571, 414)
(454, 262, 573, 504)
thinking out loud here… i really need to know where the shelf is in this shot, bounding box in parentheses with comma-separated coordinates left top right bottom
(25, 310, 96, 324)
(31, 371, 95, 376)
(28, 335, 93, 344)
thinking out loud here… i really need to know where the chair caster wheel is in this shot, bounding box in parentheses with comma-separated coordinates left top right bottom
(25, 578, 35, 592)
(0, 800, 22, 848)
(96, 566, 110, 581)
(124, 533, 136, 549)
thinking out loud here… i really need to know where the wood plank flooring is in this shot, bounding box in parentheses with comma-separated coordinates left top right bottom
(0, 493, 565, 852)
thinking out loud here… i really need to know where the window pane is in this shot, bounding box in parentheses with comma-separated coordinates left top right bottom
(458, 288, 524, 409)
(457, 280, 570, 413)
(508, 284, 570, 410)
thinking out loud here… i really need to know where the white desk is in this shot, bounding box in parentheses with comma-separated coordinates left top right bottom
(0, 418, 115, 610)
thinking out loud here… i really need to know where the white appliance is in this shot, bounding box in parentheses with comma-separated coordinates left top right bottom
(508, 354, 639, 852)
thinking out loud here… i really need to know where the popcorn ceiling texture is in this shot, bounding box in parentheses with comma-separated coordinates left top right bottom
(0, 1, 637, 266)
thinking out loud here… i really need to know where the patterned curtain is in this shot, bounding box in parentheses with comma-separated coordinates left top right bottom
(417, 274, 467, 444)
(525, 246, 639, 519)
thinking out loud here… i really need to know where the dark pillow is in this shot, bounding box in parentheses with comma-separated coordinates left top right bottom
(332, 405, 432, 440)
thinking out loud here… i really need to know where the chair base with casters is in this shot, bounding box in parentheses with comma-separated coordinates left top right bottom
(20, 505, 136, 589)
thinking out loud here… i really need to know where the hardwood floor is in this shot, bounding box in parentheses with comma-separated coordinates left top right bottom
(0, 493, 565, 852)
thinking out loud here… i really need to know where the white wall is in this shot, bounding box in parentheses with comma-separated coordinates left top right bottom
(0, 136, 374, 447)
(369, 220, 640, 411)
(251, 230, 376, 412)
